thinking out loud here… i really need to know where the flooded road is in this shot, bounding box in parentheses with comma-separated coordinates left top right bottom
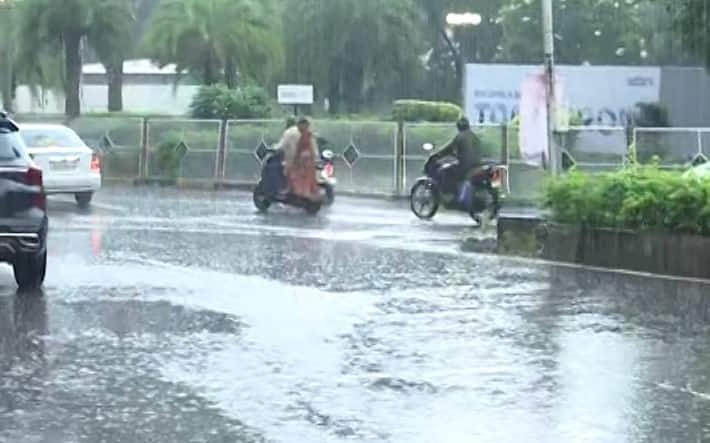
(1, 186, 710, 443)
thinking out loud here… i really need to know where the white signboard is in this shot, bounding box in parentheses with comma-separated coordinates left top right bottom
(465, 64, 661, 126)
(277, 84, 314, 105)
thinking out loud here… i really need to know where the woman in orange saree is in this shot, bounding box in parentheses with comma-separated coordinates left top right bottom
(285, 118, 320, 201)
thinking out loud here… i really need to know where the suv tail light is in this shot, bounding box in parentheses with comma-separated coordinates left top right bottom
(25, 167, 46, 210)
(91, 153, 101, 171)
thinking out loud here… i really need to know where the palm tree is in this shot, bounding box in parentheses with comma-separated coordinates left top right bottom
(144, 0, 283, 89)
(16, 0, 134, 117)
(88, 0, 135, 112)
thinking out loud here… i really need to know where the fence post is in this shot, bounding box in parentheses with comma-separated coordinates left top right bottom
(625, 120, 636, 164)
(395, 119, 405, 196)
(500, 123, 509, 166)
(139, 118, 149, 181)
(216, 119, 228, 187)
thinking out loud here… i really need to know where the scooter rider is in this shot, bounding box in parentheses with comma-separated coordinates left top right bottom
(264, 117, 298, 195)
(433, 117, 482, 192)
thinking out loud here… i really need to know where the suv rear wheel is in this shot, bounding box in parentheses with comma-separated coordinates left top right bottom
(13, 251, 47, 289)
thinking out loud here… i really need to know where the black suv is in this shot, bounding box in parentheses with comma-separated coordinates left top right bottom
(0, 112, 48, 288)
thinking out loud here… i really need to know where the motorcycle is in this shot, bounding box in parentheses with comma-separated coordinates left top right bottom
(252, 147, 335, 214)
(410, 143, 505, 224)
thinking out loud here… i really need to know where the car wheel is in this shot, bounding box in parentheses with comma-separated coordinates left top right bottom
(76, 192, 93, 208)
(13, 251, 47, 290)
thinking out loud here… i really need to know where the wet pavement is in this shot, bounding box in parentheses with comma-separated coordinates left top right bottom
(2, 186, 710, 443)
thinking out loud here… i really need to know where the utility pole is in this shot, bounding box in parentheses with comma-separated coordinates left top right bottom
(0, 0, 14, 113)
(542, 0, 558, 174)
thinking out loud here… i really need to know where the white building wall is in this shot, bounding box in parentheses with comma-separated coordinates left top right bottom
(15, 84, 200, 115)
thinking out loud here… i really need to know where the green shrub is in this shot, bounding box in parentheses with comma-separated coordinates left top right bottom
(155, 136, 186, 178)
(544, 166, 710, 235)
(190, 84, 271, 120)
(392, 100, 463, 122)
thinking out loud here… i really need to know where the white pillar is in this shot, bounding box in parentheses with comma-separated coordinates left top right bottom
(542, 0, 558, 174)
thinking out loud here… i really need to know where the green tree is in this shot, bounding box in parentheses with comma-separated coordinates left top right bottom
(15, 0, 134, 117)
(673, 0, 710, 67)
(283, 0, 425, 114)
(499, 0, 650, 65)
(144, 0, 283, 89)
(88, 1, 135, 112)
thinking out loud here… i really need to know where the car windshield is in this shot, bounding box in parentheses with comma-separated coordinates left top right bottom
(20, 127, 85, 148)
(0, 131, 24, 160)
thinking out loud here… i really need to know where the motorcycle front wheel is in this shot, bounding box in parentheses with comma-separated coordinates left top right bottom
(410, 179, 440, 220)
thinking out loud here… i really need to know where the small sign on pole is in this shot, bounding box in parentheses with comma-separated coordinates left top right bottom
(277, 84, 314, 116)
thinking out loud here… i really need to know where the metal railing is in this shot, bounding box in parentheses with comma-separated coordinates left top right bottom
(634, 127, 710, 168)
(15, 114, 705, 200)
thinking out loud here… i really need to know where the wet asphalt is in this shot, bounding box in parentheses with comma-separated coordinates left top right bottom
(1, 186, 710, 443)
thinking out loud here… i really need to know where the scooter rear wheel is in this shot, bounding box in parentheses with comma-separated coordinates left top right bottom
(410, 179, 440, 220)
(319, 183, 335, 206)
(305, 201, 322, 215)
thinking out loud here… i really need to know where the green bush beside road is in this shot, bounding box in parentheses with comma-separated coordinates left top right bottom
(544, 166, 710, 236)
(392, 100, 463, 123)
(190, 84, 272, 120)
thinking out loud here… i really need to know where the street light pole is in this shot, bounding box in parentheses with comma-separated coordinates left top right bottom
(542, 0, 558, 174)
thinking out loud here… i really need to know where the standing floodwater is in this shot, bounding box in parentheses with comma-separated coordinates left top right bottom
(1, 188, 709, 443)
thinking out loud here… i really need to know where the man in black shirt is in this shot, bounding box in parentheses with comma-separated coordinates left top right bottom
(433, 117, 482, 191)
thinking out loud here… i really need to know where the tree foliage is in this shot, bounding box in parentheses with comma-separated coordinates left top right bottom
(282, 0, 425, 113)
(15, 0, 133, 116)
(144, 0, 283, 88)
(10, 0, 710, 117)
(499, 0, 650, 65)
(673, 0, 710, 67)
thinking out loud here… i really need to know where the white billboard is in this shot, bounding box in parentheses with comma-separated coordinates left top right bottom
(465, 64, 661, 126)
(277, 84, 314, 105)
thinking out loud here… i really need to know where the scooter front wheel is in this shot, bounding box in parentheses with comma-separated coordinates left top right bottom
(253, 186, 271, 213)
(410, 179, 440, 220)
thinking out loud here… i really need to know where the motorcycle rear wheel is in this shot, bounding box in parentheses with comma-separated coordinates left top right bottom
(469, 187, 500, 225)
(410, 179, 440, 220)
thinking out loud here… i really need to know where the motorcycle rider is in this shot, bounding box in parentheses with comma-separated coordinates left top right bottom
(433, 116, 482, 193)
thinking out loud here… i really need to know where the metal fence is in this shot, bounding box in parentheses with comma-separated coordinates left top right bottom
(146, 119, 221, 183)
(14, 114, 708, 200)
(634, 127, 710, 168)
(558, 126, 629, 171)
